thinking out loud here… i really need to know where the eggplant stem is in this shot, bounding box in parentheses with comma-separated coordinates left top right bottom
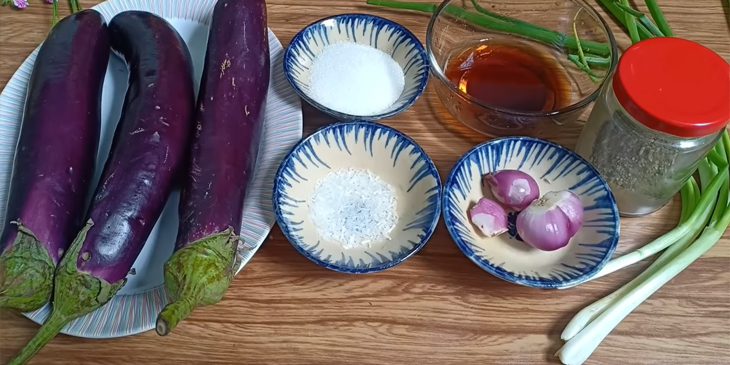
(156, 228, 239, 336)
(157, 297, 197, 336)
(8, 221, 126, 364)
(8, 311, 71, 365)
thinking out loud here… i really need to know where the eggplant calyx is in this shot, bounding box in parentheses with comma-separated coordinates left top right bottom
(0, 224, 54, 312)
(156, 228, 239, 336)
(9, 220, 126, 365)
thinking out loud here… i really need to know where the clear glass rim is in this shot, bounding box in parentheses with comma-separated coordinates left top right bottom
(425, 0, 620, 118)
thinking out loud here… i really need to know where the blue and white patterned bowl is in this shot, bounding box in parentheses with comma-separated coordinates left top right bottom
(283, 14, 429, 121)
(443, 137, 620, 289)
(274, 122, 441, 273)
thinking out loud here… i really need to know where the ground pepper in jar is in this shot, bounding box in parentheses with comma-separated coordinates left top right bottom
(575, 38, 730, 217)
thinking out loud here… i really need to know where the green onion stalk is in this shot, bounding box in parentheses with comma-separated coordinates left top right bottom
(68, 0, 81, 13)
(557, 208, 730, 365)
(558, 177, 699, 341)
(52, 1, 59, 26)
(645, 0, 673, 36)
(49, 0, 82, 27)
(611, 1, 664, 37)
(619, 0, 640, 42)
(365, 0, 612, 57)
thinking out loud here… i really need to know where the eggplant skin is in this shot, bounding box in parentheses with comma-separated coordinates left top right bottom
(0, 10, 108, 263)
(76, 11, 196, 284)
(156, 0, 269, 336)
(0, 10, 108, 313)
(175, 0, 270, 249)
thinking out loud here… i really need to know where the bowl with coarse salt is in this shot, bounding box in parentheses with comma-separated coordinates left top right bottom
(283, 14, 429, 121)
(273, 122, 441, 274)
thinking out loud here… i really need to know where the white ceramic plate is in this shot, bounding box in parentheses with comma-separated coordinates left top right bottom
(0, 0, 302, 338)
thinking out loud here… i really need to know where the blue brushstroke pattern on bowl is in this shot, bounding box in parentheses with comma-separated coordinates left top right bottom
(443, 137, 620, 289)
(274, 122, 441, 274)
(283, 14, 429, 121)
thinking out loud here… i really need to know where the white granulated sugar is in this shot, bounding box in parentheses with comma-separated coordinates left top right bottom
(309, 43, 406, 116)
(309, 168, 399, 249)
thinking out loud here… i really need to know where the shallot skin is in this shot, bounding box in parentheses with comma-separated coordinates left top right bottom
(516, 205, 572, 251)
(469, 197, 509, 237)
(554, 191, 584, 237)
(516, 190, 585, 252)
(484, 170, 540, 211)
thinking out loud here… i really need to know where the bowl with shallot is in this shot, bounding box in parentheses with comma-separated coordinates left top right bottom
(283, 14, 429, 121)
(442, 137, 620, 289)
(273, 122, 441, 274)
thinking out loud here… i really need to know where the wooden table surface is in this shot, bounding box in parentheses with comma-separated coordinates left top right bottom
(1, 1, 728, 364)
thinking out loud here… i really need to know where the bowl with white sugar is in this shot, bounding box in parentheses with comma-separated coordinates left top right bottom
(273, 122, 441, 274)
(283, 14, 429, 121)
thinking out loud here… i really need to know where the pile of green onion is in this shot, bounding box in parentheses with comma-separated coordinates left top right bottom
(369, 1, 729, 364)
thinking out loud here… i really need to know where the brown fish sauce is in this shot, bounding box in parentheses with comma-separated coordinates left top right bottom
(445, 42, 570, 113)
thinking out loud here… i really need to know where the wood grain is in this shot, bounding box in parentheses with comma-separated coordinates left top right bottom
(1, 1, 729, 364)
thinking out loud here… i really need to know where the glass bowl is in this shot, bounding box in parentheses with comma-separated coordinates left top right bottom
(426, 0, 618, 137)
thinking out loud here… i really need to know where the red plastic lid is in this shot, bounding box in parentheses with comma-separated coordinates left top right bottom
(613, 38, 730, 138)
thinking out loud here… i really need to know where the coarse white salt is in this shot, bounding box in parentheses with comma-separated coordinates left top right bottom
(309, 43, 405, 116)
(309, 168, 399, 249)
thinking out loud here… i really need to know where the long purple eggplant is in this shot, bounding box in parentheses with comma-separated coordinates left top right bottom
(156, 0, 269, 336)
(0, 10, 108, 313)
(10, 11, 195, 364)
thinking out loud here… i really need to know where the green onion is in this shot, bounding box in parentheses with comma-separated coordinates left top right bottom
(637, 14, 665, 37)
(572, 10, 590, 69)
(51, 0, 59, 26)
(568, 11, 601, 82)
(567, 54, 611, 68)
(613, 1, 665, 38)
(596, 0, 659, 40)
(620, 0, 640, 43)
(366, 0, 612, 56)
(469, 0, 557, 37)
(567, 55, 601, 81)
(560, 177, 701, 341)
(680, 178, 699, 221)
(645, 0, 673, 36)
(699, 154, 719, 191)
(557, 211, 730, 364)
(615, 2, 664, 37)
(708, 147, 726, 167)
(709, 138, 729, 224)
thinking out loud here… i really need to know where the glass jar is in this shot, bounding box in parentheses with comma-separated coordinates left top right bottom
(576, 38, 729, 217)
